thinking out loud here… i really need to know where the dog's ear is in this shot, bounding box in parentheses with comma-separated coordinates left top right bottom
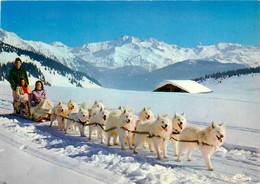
(118, 105, 122, 110)
(123, 108, 127, 114)
(143, 107, 146, 111)
(130, 109, 134, 114)
(219, 123, 226, 129)
(182, 112, 185, 117)
(166, 114, 171, 119)
(174, 112, 178, 118)
(94, 100, 98, 104)
(157, 113, 162, 120)
(100, 107, 103, 112)
(211, 122, 216, 129)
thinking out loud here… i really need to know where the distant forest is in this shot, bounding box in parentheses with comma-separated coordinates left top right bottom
(193, 66, 260, 82)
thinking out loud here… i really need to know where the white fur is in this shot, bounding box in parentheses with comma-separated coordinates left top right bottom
(80, 102, 89, 111)
(90, 100, 104, 116)
(67, 100, 79, 114)
(49, 102, 68, 130)
(133, 120, 155, 154)
(132, 107, 155, 147)
(106, 107, 125, 146)
(177, 122, 226, 171)
(89, 107, 109, 143)
(134, 114, 172, 159)
(171, 112, 187, 156)
(117, 108, 135, 150)
(65, 107, 89, 137)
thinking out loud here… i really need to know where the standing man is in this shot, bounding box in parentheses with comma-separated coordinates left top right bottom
(8, 57, 30, 109)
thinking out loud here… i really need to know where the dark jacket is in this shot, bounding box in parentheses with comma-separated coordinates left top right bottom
(8, 67, 29, 90)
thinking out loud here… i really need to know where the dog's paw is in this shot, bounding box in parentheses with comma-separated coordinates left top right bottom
(89, 137, 92, 140)
(163, 155, 168, 158)
(187, 158, 192, 162)
(208, 167, 214, 171)
(177, 158, 181, 162)
(133, 150, 138, 154)
(174, 153, 178, 156)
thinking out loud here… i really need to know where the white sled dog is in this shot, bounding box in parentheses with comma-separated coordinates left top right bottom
(177, 122, 226, 171)
(90, 100, 104, 117)
(80, 102, 89, 111)
(49, 102, 69, 130)
(106, 106, 125, 146)
(67, 100, 79, 114)
(117, 108, 135, 150)
(89, 107, 110, 143)
(132, 107, 155, 146)
(65, 107, 89, 137)
(134, 114, 172, 159)
(171, 112, 187, 156)
(133, 120, 155, 154)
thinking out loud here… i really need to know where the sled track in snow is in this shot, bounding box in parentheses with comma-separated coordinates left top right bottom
(0, 120, 123, 184)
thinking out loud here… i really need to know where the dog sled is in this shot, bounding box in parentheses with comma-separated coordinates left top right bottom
(13, 98, 52, 122)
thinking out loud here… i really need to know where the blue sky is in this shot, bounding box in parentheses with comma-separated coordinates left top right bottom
(1, 1, 260, 48)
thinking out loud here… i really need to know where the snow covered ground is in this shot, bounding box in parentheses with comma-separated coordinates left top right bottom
(0, 74, 259, 183)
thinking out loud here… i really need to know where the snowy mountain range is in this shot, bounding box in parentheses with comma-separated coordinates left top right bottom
(0, 28, 259, 90)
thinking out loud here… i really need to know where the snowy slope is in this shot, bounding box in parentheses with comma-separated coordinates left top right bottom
(0, 29, 81, 70)
(0, 41, 101, 88)
(0, 74, 259, 183)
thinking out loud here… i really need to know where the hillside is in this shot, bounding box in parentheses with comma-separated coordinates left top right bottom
(0, 41, 101, 88)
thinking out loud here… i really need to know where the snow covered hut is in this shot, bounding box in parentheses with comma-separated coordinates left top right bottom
(153, 80, 213, 93)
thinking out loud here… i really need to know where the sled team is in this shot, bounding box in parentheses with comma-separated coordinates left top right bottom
(8, 57, 226, 171)
(48, 100, 225, 171)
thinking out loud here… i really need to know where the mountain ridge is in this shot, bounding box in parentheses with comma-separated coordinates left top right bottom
(1, 28, 259, 90)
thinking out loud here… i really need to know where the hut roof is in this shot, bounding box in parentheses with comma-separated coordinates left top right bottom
(153, 80, 213, 93)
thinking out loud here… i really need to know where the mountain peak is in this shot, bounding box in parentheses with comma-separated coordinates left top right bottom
(51, 41, 68, 48)
(115, 35, 140, 44)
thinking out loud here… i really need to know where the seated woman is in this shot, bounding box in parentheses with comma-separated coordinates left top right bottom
(14, 78, 31, 114)
(30, 80, 53, 121)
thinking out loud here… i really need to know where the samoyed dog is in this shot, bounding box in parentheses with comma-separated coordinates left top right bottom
(177, 122, 226, 171)
(138, 107, 154, 122)
(89, 107, 110, 143)
(106, 106, 125, 146)
(133, 120, 155, 154)
(67, 100, 79, 114)
(90, 100, 104, 117)
(171, 112, 187, 156)
(80, 102, 89, 111)
(49, 102, 69, 131)
(134, 114, 172, 159)
(65, 107, 89, 137)
(117, 108, 135, 150)
(132, 107, 155, 146)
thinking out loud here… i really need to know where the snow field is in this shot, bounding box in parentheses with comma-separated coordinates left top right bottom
(0, 73, 259, 183)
